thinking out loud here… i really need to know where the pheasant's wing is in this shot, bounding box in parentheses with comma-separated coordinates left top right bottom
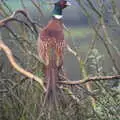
(37, 25, 66, 66)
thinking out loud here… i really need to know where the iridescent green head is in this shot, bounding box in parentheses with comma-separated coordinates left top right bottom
(53, 0, 71, 19)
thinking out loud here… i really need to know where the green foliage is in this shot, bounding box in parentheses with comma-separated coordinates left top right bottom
(87, 48, 120, 120)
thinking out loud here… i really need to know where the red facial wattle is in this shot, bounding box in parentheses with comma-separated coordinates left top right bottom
(60, 1, 67, 8)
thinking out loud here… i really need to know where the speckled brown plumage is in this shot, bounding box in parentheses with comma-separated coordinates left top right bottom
(37, 18, 66, 105)
(38, 18, 66, 66)
(37, 0, 70, 106)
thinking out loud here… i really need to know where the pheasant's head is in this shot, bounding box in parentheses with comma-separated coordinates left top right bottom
(53, 0, 71, 19)
(56, 0, 71, 9)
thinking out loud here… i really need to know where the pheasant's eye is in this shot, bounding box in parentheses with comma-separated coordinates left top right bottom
(60, 1, 67, 8)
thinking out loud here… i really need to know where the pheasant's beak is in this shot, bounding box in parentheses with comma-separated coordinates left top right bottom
(66, 1, 71, 6)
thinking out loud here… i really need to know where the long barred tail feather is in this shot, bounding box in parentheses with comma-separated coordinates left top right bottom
(43, 54, 59, 107)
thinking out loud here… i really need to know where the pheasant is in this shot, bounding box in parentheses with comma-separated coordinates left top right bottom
(37, 0, 71, 105)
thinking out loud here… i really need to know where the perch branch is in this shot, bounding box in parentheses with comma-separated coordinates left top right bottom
(59, 74, 120, 85)
(0, 40, 46, 91)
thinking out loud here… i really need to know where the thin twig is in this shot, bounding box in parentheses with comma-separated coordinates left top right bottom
(0, 10, 39, 34)
(30, 0, 44, 17)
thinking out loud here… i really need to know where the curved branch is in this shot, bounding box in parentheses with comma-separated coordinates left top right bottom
(0, 9, 41, 34)
(58, 74, 120, 85)
(0, 40, 46, 91)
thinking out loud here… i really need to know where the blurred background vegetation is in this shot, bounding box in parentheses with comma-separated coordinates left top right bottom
(0, 0, 120, 120)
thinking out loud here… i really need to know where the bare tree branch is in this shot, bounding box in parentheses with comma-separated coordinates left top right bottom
(30, 0, 44, 17)
(59, 74, 120, 85)
(0, 9, 43, 34)
(0, 40, 46, 91)
(1, 39, 118, 94)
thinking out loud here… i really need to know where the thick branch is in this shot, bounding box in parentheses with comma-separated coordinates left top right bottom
(59, 74, 120, 85)
(0, 40, 46, 91)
